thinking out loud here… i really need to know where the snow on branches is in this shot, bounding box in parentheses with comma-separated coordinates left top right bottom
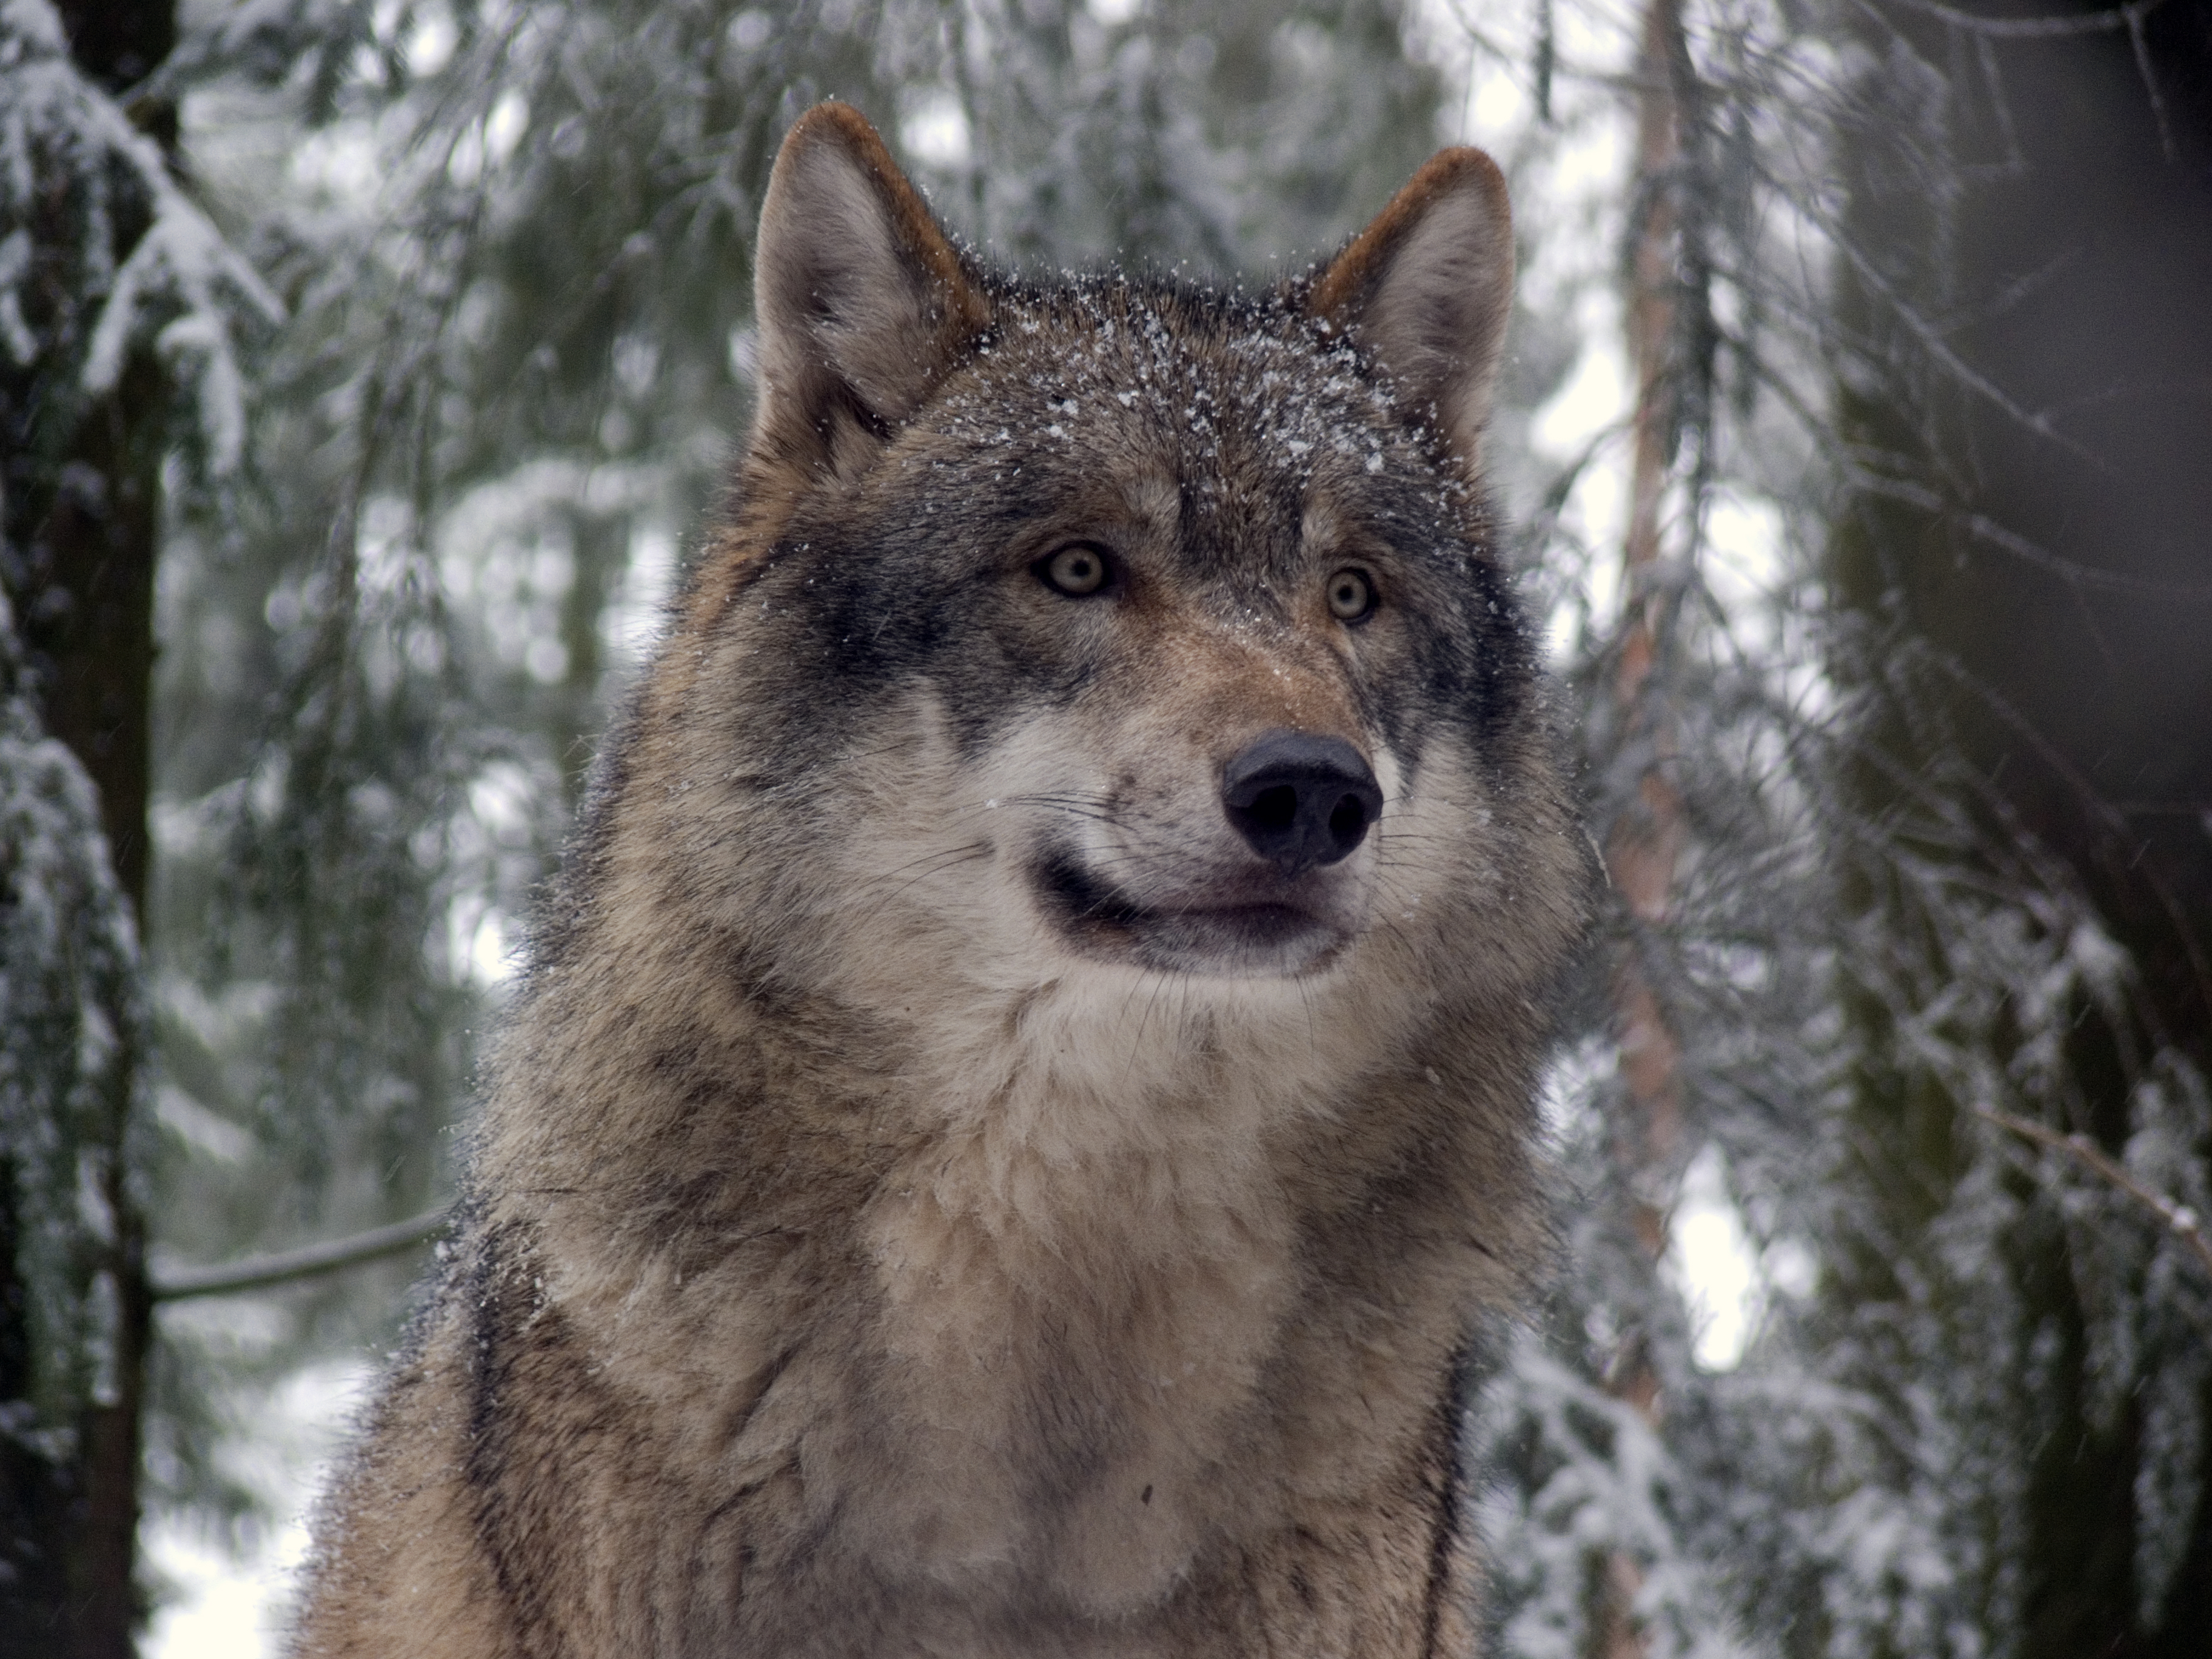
(0, 0, 279, 474)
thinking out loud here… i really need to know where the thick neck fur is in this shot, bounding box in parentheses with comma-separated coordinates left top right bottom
(471, 665, 1564, 1620)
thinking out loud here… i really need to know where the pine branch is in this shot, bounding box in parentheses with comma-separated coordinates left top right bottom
(1973, 1106, 2212, 1284)
(150, 1205, 452, 1301)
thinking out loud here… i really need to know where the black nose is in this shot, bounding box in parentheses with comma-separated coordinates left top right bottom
(1221, 731, 1383, 875)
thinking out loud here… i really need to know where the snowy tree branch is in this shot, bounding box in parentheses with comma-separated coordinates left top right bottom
(1, 0, 283, 472)
(1972, 1105, 2212, 1283)
(1874, 0, 2172, 41)
(150, 1205, 452, 1301)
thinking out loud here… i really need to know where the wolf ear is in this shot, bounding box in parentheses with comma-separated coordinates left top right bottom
(1309, 149, 1515, 466)
(752, 103, 990, 474)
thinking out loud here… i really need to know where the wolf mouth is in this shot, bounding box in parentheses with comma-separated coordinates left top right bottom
(1031, 851, 1352, 977)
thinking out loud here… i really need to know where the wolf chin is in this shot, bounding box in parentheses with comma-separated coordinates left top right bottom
(294, 103, 1591, 1658)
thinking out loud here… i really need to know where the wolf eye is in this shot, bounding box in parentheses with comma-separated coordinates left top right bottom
(1037, 543, 1111, 597)
(1325, 567, 1376, 622)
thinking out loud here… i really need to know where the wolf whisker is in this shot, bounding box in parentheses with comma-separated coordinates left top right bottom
(1124, 971, 1173, 1084)
(861, 842, 994, 905)
(994, 793, 1118, 827)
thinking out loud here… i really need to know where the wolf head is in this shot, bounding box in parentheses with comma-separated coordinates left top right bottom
(561, 104, 1581, 1128)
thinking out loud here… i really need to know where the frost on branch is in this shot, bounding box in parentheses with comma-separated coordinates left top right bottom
(0, 0, 279, 477)
(0, 586, 147, 1457)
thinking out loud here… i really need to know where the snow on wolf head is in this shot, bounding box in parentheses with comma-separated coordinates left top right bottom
(295, 102, 1591, 1659)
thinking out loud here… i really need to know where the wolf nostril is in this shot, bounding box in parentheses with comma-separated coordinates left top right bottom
(1221, 731, 1383, 875)
(1249, 784, 1299, 833)
(1328, 794, 1369, 845)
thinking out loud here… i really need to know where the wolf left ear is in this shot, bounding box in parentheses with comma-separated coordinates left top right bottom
(1309, 149, 1515, 467)
(752, 103, 991, 475)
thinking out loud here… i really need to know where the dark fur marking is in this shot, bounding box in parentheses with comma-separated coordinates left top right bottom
(461, 1222, 570, 1658)
(1418, 1341, 1479, 1658)
(1033, 848, 1146, 934)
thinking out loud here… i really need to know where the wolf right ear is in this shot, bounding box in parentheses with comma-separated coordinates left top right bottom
(751, 103, 991, 476)
(1309, 149, 1514, 469)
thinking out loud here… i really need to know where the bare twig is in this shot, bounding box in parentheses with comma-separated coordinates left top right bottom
(151, 1205, 453, 1302)
(1874, 0, 2171, 41)
(1972, 1106, 2212, 1282)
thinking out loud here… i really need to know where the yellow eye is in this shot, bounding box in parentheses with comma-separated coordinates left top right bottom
(1326, 567, 1375, 622)
(1039, 543, 1111, 597)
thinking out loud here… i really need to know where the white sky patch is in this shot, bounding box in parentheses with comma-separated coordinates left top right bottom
(405, 5, 458, 77)
(146, 1529, 281, 1659)
(1529, 313, 1632, 664)
(727, 324, 760, 389)
(1703, 488, 1786, 602)
(901, 89, 973, 170)
(444, 889, 514, 986)
(1541, 1052, 1772, 1375)
(470, 907, 514, 984)
(289, 121, 382, 209)
(1701, 485, 1788, 660)
(726, 10, 774, 52)
(1460, 52, 1531, 149)
(1528, 316, 1630, 463)
(1537, 1035, 1611, 1144)
(1667, 1144, 1760, 1370)
(145, 1361, 371, 1659)
(602, 520, 681, 667)
(1550, 0, 1646, 78)
(449, 92, 529, 188)
(487, 90, 530, 164)
(1087, 0, 1144, 24)
(448, 760, 538, 985)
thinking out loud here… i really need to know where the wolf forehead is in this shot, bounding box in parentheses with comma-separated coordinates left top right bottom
(728, 276, 1529, 728)
(817, 275, 1492, 579)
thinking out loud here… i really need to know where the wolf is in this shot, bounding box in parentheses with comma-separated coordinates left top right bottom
(292, 102, 1590, 1658)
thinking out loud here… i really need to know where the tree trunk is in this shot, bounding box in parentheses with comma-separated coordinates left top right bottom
(0, 1157, 74, 1651)
(10, 5, 176, 1655)
(1594, 0, 1689, 1651)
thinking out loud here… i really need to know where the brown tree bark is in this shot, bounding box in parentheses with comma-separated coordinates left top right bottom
(1594, 0, 1689, 1651)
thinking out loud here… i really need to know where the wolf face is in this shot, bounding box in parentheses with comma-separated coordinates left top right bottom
(295, 104, 1590, 1659)
(632, 109, 1558, 1090)
(751, 284, 1524, 989)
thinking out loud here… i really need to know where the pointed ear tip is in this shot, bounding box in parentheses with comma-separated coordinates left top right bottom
(785, 100, 882, 150)
(762, 102, 900, 246)
(1310, 147, 1513, 320)
(1419, 147, 1512, 216)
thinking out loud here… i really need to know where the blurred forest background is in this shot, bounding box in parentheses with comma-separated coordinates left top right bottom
(3, 0, 2209, 1654)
